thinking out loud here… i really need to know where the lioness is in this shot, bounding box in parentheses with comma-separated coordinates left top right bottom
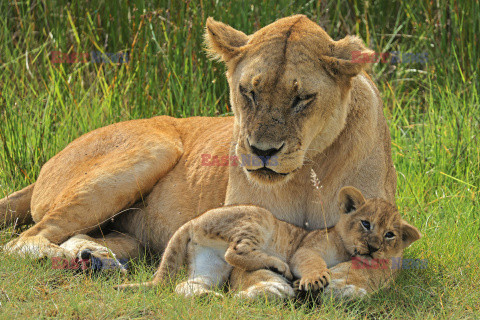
(115, 187, 421, 298)
(1, 15, 397, 298)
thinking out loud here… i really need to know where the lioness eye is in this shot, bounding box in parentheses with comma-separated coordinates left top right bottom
(239, 85, 256, 104)
(385, 232, 395, 239)
(291, 94, 316, 113)
(361, 220, 371, 230)
(250, 90, 257, 104)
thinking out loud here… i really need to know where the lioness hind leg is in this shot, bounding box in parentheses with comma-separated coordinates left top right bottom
(4, 118, 184, 260)
(0, 183, 35, 228)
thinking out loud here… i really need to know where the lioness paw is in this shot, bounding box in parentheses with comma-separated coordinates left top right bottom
(3, 236, 75, 260)
(175, 280, 224, 298)
(59, 235, 127, 274)
(294, 269, 331, 292)
(322, 279, 367, 299)
(235, 280, 295, 300)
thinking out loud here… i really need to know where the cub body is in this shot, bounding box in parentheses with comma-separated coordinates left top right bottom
(116, 187, 420, 297)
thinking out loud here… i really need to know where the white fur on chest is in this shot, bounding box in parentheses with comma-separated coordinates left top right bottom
(239, 187, 338, 230)
(226, 167, 340, 229)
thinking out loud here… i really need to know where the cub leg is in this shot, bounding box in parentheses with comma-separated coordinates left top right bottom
(175, 244, 231, 298)
(224, 240, 292, 280)
(289, 247, 331, 292)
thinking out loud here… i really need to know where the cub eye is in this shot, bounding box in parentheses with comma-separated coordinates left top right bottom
(239, 85, 256, 105)
(291, 93, 316, 113)
(361, 220, 371, 230)
(385, 232, 395, 239)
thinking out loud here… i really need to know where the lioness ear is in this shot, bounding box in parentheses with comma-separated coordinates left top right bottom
(321, 35, 374, 79)
(204, 17, 249, 62)
(400, 220, 422, 248)
(338, 186, 366, 214)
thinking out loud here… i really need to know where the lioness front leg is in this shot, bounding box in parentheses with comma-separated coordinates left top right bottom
(230, 268, 295, 300)
(323, 260, 396, 299)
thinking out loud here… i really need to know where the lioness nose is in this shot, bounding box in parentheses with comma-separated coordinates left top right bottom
(249, 141, 284, 158)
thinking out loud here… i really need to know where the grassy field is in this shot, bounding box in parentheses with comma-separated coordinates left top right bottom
(1, 0, 479, 318)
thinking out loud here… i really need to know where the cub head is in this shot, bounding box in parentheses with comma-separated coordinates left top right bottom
(336, 186, 421, 259)
(205, 15, 373, 185)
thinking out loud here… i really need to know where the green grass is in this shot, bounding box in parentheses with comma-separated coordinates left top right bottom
(1, 0, 479, 318)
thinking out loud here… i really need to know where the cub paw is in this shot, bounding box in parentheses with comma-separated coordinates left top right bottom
(294, 269, 331, 292)
(268, 261, 293, 281)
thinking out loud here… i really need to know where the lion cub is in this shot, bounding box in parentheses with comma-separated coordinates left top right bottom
(115, 186, 421, 296)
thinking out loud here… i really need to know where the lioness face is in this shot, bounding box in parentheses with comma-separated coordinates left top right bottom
(205, 15, 374, 185)
(230, 47, 345, 184)
(337, 187, 421, 259)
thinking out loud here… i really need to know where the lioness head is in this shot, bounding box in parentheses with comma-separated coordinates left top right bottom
(205, 15, 373, 184)
(336, 186, 421, 259)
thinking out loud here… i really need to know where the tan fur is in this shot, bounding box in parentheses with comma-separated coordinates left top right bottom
(1, 15, 397, 298)
(115, 187, 420, 296)
(0, 184, 35, 228)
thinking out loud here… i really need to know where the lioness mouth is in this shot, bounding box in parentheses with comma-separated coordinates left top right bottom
(247, 167, 289, 176)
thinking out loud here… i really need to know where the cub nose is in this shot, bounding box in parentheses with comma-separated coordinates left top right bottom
(367, 244, 379, 254)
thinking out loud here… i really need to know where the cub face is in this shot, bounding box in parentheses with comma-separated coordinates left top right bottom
(336, 186, 421, 260)
(204, 15, 374, 185)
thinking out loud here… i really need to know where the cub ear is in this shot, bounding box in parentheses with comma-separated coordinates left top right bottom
(400, 220, 422, 248)
(338, 186, 366, 214)
(204, 17, 249, 63)
(321, 35, 374, 79)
